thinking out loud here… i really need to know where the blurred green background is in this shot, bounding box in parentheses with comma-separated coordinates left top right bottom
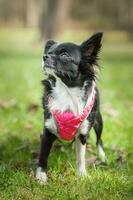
(0, 0, 133, 199)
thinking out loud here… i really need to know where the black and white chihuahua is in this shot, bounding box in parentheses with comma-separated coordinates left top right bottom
(36, 32, 106, 183)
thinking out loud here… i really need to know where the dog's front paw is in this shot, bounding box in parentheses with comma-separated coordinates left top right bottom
(97, 144, 107, 163)
(78, 166, 87, 177)
(36, 167, 48, 184)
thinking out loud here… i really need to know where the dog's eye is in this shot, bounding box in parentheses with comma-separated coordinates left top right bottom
(60, 51, 69, 58)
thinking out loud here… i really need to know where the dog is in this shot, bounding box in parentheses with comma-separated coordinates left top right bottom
(36, 32, 106, 183)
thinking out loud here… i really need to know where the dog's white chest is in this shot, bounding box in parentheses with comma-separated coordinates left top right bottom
(48, 80, 85, 115)
(45, 80, 89, 137)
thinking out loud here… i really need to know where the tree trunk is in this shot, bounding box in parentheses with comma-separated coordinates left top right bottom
(39, 0, 71, 40)
(25, 0, 39, 27)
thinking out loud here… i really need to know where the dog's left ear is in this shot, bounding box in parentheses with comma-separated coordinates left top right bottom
(45, 40, 56, 54)
(80, 32, 103, 62)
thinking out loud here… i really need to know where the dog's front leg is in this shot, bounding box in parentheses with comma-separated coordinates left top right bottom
(36, 128, 56, 183)
(76, 135, 87, 176)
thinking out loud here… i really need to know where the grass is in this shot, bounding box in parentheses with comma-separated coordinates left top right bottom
(0, 28, 133, 200)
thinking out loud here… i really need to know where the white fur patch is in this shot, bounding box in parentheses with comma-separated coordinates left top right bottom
(79, 119, 89, 136)
(76, 138, 87, 176)
(49, 79, 85, 115)
(45, 77, 95, 139)
(45, 117, 57, 136)
(97, 144, 106, 162)
(42, 59, 44, 70)
(46, 78, 90, 137)
(36, 167, 47, 184)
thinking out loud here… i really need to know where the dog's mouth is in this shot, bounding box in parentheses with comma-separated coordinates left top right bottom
(44, 64, 55, 71)
(42, 59, 55, 72)
(43, 61, 66, 77)
(43, 62, 63, 78)
(44, 65, 67, 79)
(44, 58, 55, 68)
(43, 60, 78, 81)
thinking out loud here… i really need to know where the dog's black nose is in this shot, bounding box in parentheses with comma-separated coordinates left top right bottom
(43, 55, 47, 61)
(43, 55, 50, 61)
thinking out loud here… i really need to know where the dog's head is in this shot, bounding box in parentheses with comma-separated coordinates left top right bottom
(42, 32, 103, 84)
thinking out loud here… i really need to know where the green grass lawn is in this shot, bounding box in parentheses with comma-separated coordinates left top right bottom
(0, 28, 133, 200)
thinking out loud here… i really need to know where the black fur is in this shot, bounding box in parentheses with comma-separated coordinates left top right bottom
(38, 128, 56, 171)
(38, 32, 104, 171)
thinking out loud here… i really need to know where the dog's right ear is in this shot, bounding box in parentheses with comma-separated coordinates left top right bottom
(45, 40, 56, 54)
(80, 32, 103, 64)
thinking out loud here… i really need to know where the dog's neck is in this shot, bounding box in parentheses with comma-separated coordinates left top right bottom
(47, 74, 95, 115)
(44, 68, 94, 88)
(55, 74, 86, 87)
